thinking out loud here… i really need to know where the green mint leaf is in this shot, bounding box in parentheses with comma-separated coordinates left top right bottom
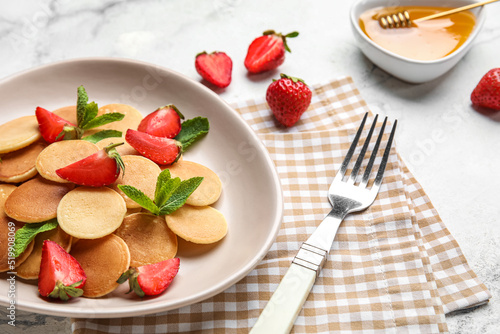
(158, 176, 203, 215)
(117, 185, 159, 215)
(81, 130, 123, 144)
(76, 86, 89, 128)
(175, 117, 209, 152)
(82, 101, 99, 128)
(155, 176, 181, 209)
(81, 113, 125, 130)
(13, 219, 58, 257)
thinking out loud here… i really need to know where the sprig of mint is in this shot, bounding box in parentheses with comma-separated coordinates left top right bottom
(56, 86, 125, 143)
(117, 169, 203, 215)
(13, 219, 58, 257)
(175, 117, 209, 152)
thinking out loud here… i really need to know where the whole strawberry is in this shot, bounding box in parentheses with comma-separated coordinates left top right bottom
(471, 68, 500, 110)
(266, 74, 312, 127)
(195, 51, 232, 88)
(244, 30, 299, 74)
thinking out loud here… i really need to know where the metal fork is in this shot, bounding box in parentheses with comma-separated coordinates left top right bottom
(250, 112, 397, 334)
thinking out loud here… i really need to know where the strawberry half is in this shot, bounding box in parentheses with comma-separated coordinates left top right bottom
(55, 143, 126, 187)
(471, 68, 500, 110)
(35, 107, 80, 143)
(137, 105, 184, 138)
(117, 258, 180, 297)
(125, 129, 182, 165)
(244, 30, 299, 74)
(195, 51, 233, 88)
(38, 240, 86, 301)
(266, 73, 312, 127)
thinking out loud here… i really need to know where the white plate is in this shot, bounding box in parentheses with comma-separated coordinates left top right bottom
(0, 58, 283, 318)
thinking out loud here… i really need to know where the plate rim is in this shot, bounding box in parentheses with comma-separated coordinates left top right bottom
(0, 57, 284, 318)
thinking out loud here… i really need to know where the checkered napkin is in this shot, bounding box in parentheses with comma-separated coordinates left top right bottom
(72, 76, 491, 333)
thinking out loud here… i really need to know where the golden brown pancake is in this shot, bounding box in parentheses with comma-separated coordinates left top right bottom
(0, 116, 41, 154)
(0, 218, 34, 272)
(96, 137, 139, 156)
(4, 176, 74, 223)
(35, 140, 100, 183)
(0, 184, 17, 213)
(16, 226, 72, 279)
(52, 105, 77, 125)
(57, 187, 126, 239)
(167, 160, 222, 206)
(109, 155, 161, 209)
(0, 140, 46, 183)
(115, 213, 177, 267)
(165, 205, 227, 244)
(70, 234, 130, 298)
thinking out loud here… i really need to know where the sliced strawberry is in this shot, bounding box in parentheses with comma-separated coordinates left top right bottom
(117, 258, 180, 297)
(35, 107, 80, 143)
(244, 30, 299, 74)
(38, 240, 86, 301)
(137, 105, 184, 138)
(55, 143, 125, 187)
(195, 51, 233, 88)
(125, 129, 182, 165)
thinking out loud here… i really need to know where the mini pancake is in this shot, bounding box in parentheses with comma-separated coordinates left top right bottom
(52, 105, 77, 125)
(35, 140, 100, 183)
(125, 207, 142, 216)
(0, 218, 34, 272)
(86, 104, 143, 136)
(0, 184, 17, 213)
(4, 176, 74, 223)
(96, 137, 139, 156)
(165, 205, 227, 244)
(0, 116, 41, 154)
(115, 213, 177, 267)
(57, 187, 126, 239)
(0, 140, 46, 183)
(70, 234, 130, 298)
(167, 160, 222, 206)
(109, 155, 161, 209)
(16, 227, 72, 279)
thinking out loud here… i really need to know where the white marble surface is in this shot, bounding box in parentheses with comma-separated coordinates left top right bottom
(1, 0, 499, 333)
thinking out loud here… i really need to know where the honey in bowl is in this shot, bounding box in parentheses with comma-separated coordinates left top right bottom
(359, 6, 476, 61)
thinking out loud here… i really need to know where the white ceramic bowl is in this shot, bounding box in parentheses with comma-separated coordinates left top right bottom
(350, 0, 486, 83)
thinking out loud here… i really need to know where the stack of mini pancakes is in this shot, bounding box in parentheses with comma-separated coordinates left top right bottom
(0, 104, 227, 298)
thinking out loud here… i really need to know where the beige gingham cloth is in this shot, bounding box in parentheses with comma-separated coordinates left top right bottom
(72, 76, 491, 333)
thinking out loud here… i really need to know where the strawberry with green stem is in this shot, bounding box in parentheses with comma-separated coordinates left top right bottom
(266, 73, 312, 127)
(117, 258, 180, 297)
(35, 86, 124, 144)
(244, 30, 299, 74)
(38, 240, 86, 301)
(56, 142, 126, 187)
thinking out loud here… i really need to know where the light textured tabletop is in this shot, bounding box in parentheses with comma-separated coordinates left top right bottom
(1, 0, 499, 333)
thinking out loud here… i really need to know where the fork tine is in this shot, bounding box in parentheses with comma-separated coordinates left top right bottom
(372, 119, 397, 190)
(348, 114, 379, 184)
(334, 112, 368, 182)
(360, 117, 387, 187)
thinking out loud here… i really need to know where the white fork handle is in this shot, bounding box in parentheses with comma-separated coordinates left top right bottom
(249, 263, 316, 334)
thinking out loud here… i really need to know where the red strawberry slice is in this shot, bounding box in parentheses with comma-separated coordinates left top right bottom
(125, 129, 182, 165)
(35, 107, 79, 143)
(195, 51, 233, 88)
(38, 240, 86, 301)
(137, 105, 184, 138)
(266, 73, 312, 127)
(55, 143, 125, 187)
(471, 68, 500, 110)
(117, 258, 180, 297)
(244, 30, 299, 74)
